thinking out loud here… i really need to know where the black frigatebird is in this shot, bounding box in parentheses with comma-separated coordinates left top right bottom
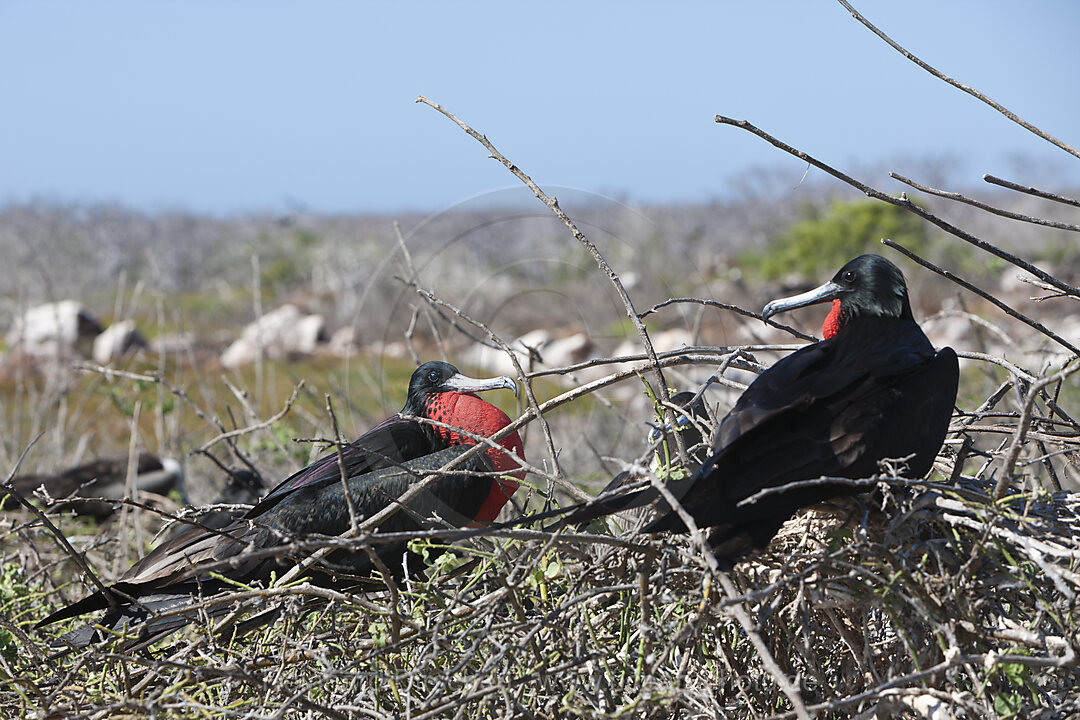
(571, 254, 958, 561)
(7, 453, 183, 520)
(38, 361, 524, 648)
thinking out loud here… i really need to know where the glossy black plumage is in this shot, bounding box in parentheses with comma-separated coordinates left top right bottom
(574, 255, 958, 561)
(38, 361, 522, 648)
(48, 447, 495, 648)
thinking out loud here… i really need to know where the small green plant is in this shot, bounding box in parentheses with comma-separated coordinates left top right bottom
(0, 563, 35, 666)
(745, 199, 931, 280)
(994, 654, 1039, 718)
(103, 377, 175, 418)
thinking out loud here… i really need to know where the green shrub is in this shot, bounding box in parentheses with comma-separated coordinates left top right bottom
(747, 199, 930, 280)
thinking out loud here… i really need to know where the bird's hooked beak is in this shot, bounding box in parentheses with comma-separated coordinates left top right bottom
(761, 280, 847, 324)
(443, 372, 519, 398)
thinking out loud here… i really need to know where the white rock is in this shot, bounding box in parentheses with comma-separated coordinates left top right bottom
(543, 332, 592, 367)
(92, 320, 147, 363)
(326, 326, 359, 357)
(220, 304, 326, 368)
(611, 328, 695, 360)
(366, 339, 409, 359)
(149, 333, 194, 356)
(291, 314, 325, 355)
(462, 329, 593, 377)
(922, 314, 973, 351)
(6, 301, 102, 358)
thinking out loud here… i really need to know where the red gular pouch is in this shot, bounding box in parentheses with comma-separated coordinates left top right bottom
(426, 391, 525, 525)
(822, 299, 842, 339)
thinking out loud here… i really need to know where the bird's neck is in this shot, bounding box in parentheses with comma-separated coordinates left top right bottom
(421, 391, 524, 525)
(823, 301, 912, 339)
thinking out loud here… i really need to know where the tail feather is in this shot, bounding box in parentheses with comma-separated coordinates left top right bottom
(554, 484, 656, 528)
(36, 588, 121, 628)
(49, 584, 229, 651)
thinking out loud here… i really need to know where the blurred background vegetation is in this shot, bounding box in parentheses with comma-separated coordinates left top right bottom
(1, 180, 1076, 496)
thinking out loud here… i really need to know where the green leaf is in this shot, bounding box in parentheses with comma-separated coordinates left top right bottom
(993, 691, 1022, 717)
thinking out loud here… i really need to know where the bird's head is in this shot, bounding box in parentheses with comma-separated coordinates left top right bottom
(404, 361, 517, 414)
(761, 254, 913, 339)
(403, 361, 524, 482)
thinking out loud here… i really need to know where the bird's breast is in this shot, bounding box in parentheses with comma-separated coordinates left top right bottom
(425, 392, 524, 480)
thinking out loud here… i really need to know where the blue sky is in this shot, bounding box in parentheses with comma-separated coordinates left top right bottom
(3, 1, 1078, 215)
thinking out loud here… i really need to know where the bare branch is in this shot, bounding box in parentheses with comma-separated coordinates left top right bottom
(983, 174, 1080, 208)
(837, 0, 1080, 159)
(713, 114, 1080, 301)
(417, 96, 687, 461)
(890, 172, 1080, 232)
(883, 239, 1080, 357)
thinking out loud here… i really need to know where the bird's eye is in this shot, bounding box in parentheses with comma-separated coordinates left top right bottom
(427, 370, 440, 384)
(842, 270, 856, 283)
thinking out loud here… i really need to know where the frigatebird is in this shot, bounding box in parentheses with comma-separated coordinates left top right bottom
(571, 254, 958, 561)
(38, 361, 524, 648)
(7, 453, 183, 520)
